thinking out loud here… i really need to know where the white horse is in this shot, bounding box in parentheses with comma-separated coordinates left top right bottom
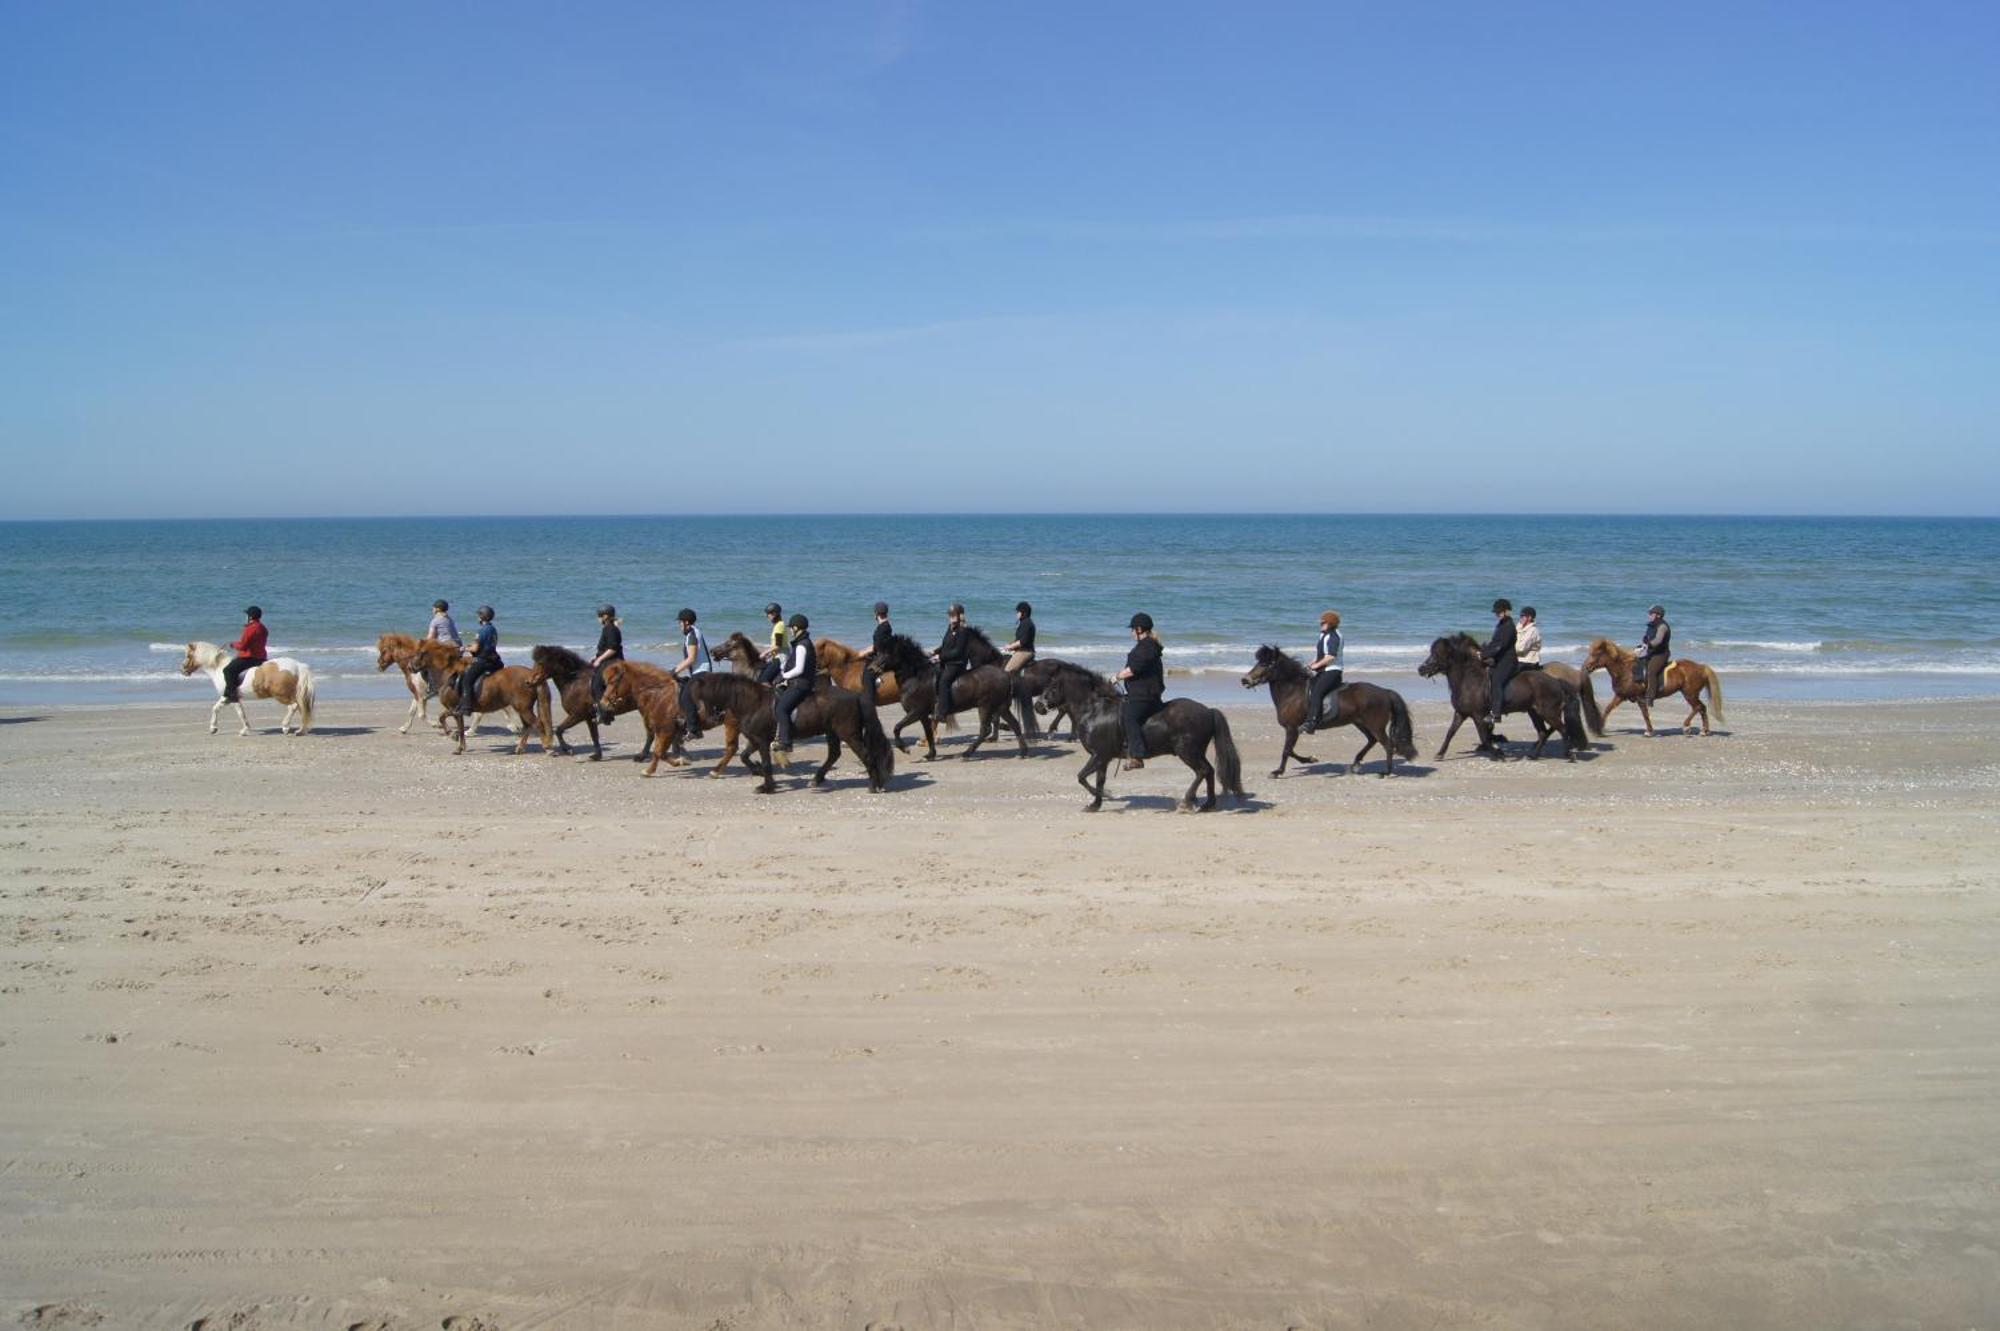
(180, 642, 317, 735)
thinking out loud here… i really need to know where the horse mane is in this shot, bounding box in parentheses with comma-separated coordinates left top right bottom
(1587, 636, 1628, 659)
(378, 632, 418, 651)
(412, 639, 465, 675)
(1253, 644, 1312, 683)
(531, 643, 593, 681)
(1047, 659, 1110, 690)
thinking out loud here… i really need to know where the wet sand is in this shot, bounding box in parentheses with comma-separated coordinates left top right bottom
(2, 696, 1997, 1329)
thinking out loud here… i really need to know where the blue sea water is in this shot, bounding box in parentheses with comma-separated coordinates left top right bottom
(0, 514, 1995, 707)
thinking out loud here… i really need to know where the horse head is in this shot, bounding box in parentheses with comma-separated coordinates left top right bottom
(1417, 635, 1473, 678)
(179, 643, 205, 676)
(876, 632, 930, 677)
(1581, 638, 1622, 672)
(598, 660, 636, 711)
(715, 632, 760, 675)
(1240, 644, 1284, 689)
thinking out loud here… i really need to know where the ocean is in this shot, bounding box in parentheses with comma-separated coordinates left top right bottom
(1, 514, 1995, 707)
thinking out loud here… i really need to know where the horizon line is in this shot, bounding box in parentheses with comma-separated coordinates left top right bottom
(4, 510, 1999, 525)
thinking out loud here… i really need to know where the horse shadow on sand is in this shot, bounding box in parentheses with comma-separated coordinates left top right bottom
(0, 715, 47, 725)
(1093, 791, 1274, 815)
(1279, 758, 1438, 779)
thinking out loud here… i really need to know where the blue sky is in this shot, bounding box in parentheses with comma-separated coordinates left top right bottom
(3, 2, 1997, 518)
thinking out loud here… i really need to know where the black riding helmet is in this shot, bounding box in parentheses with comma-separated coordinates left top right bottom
(477, 605, 495, 621)
(244, 605, 262, 620)
(873, 601, 889, 617)
(1016, 601, 1032, 616)
(765, 602, 782, 617)
(788, 613, 809, 631)
(948, 601, 965, 617)
(677, 607, 696, 625)
(433, 598, 448, 612)
(598, 604, 616, 618)
(1128, 612, 1153, 632)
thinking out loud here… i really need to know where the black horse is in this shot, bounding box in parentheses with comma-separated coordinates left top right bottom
(1239, 645, 1417, 777)
(870, 632, 1028, 761)
(682, 673, 894, 794)
(1014, 656, 1096, 741)
(1417, 634, 1589, 762)
(1034, 666, 1246, 812)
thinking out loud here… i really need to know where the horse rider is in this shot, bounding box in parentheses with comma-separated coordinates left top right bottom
(858, 601, 893, 701)
(674, 607, 714, 740)
(1638, 603, 1671, 702)
(427, 598, 461, 646)
(1480, 598, 1517, 726)
(933, 602, 971, 723)
(1113, 612, 1165, 770)
(589, 604, 624, 723)
(770, 612, 816, 768)
(756, 602, 789, 685)
(456, 605, 501, 718)
(220, 605, 268, 704)
(1002, 601, 1037, 673)
(1515, 607, 1544, 673)
(1300, 610, 1345, 733)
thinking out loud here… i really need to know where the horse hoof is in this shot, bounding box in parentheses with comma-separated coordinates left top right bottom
(587, 753, 602, 762)
(1268, 768, 1283, 778)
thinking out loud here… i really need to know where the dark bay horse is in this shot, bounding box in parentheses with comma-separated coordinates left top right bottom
(1034, 667, 1246, 812)
(868, 632, 1028, 760)
(416, 640, 552, 757)
(1015, 657, 1096, 740)
(1581, 638, 1725, 736)
(1240, 645, 1417, 777)
(682, 673, 894, 794)
(1417, 634, 1588, 762)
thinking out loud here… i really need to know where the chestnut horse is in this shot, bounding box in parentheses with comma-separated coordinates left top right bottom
(375, 633, 445, 734)
(681, 673, 894, 794)
(413, 640, 551, 756)
(180, 641, 316, 736)
(813, 637, 901, 706)
(1417, 634, 1589, 762)
(1581, 638, 1725, 736)
(528, 646, 676, 762)
(1240, 645, 1416, 777)
(596, 664, 693, 776)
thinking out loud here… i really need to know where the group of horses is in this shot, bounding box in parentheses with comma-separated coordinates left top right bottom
(348, 620, 1725, 812)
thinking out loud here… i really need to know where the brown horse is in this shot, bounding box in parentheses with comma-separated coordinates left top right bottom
(527, 646, 675, 762)
(868, 631, 1028, 760)
(814, 637, 902, 705)
(1240, 645, 1417, 777)
(681, 673, 894, 794)
(376, 632, 450, 734)
(1417, 634, 1590, 761)
(597, 664, 694, 776)
(1581, 638, 1725, 736)
(414, 640, 552, 756)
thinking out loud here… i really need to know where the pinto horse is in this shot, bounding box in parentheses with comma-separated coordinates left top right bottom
(414, 640, 551, 756)
(375, 633, 447, 734)
(181, 642, 316, 735)
(868, 632, 1027, 760)
(1240, 645, 1417, 777)
(1581, 638, 1725, 736)
(1417, 634, 1589, 762)
(680, 673, 894, 794)
(1034, 665, 1246, 812)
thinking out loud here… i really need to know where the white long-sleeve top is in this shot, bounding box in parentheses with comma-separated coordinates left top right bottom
(779, 637, 814, 682)
(1516, 621, 1543, 665)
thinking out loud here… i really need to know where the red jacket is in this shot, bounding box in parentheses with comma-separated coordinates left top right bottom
(232, 621, 268, 661)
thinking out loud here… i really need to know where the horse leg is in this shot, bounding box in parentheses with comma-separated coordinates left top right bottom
(1636, 697, 1655, 736)
(1683, 686, 1703, 735)
(1435, 711, 1467, 759)
(1600, 694, 1625, 730)
(812, 734, 839, 786)
(961, 705, 990, 759)
(1004, 705, 1027, 755)
(234, 700, 251, 736)
(1077, 753, 1108, 811)
(921, 717, 938, 761)
(1352, 731, 1378, 775)
(1182, 744, 1215, 812)
(708, 719, 739, 779)
(1526, 708, 1552, 759)
(892, 712, 920, 754)
(1273, 726, 1298, 778)
(754, 740, 777, 794)
(452, 714, 467, 755)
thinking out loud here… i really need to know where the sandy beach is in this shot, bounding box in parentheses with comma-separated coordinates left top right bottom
(2, 695, 1996, 1329)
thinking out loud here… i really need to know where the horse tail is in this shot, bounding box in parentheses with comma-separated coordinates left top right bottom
(1013, 671, 1039, 739)
(1209, 709, 1246, 800)
(857, 685, 894, 787)
(1704, 665, 1725, 724)
(1388, 690, 1417, 759)
(294, 663, 316, 733)
(1561, 684, 1589, 751)
(1576, 672, 1605, 737)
